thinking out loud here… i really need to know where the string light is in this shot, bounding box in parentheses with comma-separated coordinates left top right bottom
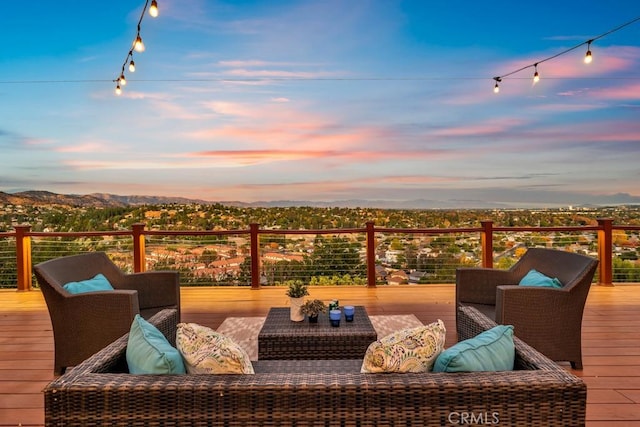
(149, 0, 159, 18)
(493, 77, 501, 93)
(492, 15, 640, 93)
(114, 0, 159, 95)
(584, 40, 593, 64)
(134, 35, 145, 52)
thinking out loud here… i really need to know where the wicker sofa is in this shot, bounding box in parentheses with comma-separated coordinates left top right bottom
(44, 306, 586, 427)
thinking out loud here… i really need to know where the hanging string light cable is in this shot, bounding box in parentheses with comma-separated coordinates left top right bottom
(492, 15, 640, 93)
(2, 11, 637, 90)
(114, 0, 159, 95)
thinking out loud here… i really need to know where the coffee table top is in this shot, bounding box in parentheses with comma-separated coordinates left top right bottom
(257, 306, 377, 360)
(259, 306, 375, 337)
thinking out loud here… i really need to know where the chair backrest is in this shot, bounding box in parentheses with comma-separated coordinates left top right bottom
(34, 252, 124, 289)
(510, 247, 598, 291)
(34, 252, 125, 312)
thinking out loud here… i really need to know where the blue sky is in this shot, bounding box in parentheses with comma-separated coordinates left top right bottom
(1, 0, 639, 207)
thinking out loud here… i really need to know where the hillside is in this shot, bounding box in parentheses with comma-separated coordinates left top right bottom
(0, 191, 210, 208)
(0, 191, 121, 208)
(2, 190, 639, 210)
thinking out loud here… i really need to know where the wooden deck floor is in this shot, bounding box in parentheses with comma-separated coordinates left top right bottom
(1, 284, 640, 426)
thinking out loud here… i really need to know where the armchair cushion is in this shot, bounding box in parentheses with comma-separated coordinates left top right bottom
(176, 322, 254, 374)
(519, 269, 562, 288)
(433, 325, 514, 373)
(126, 314, 186, 375)
(360, 320, 446, 373)
(62, 273, 114, 294)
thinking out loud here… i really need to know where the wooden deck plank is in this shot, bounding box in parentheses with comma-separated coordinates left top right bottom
(1, 284, 640, 426)
(587, 389, 635, 404)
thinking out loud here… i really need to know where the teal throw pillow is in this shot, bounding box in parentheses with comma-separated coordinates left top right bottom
(433, 325, 515, 372)
(519, 269, 562, 288)
(126, 314, 186, 374)
(62, 273, 114, 294)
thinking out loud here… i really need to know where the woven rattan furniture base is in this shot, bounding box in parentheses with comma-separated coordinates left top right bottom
(44, 306, 586, 426)
(258, 306, 377, 360)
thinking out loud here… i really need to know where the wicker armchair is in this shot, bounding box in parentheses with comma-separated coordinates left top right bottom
(456, 247, 598, 369)
(34, 251, 180, 375)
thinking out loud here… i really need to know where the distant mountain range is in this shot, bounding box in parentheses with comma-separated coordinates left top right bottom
(0, 191, 210, 208)
(0, 190, 498, 209)
(0, 190, 517, 209)
(1, 190, 638, 210)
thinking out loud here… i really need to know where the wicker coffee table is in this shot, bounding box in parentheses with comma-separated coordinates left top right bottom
(258, 306, 377, 360)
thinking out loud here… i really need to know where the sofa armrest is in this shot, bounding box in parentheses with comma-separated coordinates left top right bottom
(456, 268, 517, 305)
(457, 305, 571, 372)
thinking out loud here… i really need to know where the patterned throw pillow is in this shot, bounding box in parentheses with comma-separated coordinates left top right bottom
(176, 322, 254, 374)
(360, 319, 446, 373)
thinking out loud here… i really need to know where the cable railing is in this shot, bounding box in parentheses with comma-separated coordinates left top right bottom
(1, 219, 639, 290)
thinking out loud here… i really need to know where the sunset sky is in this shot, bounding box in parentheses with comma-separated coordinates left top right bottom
(1, 1, 639, 208)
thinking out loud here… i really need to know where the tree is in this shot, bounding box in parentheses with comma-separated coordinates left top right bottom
(199, 249, 218, 265)
(307, 235, 365, 279)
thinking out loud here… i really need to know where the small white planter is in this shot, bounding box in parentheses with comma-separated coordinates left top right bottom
(289, 297, 305, 322)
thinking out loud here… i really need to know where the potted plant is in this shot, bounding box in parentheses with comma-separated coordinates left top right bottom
(286, 280, 309, 322)
(300, 299, 327, 323)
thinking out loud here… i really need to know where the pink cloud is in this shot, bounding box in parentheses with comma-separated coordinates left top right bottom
(223, 68, 339, 79)
(188, 101, 376, 150)
(432, 118, 527, 137)
(56, 142, 112, 153)
(201, 101, 259, 117)
(218, 60, 272, 67)
(195, 173, 464, 201)
(188, 149, 451, 166)
(532, 102, 603, 112)
(378, 175, 460, 184)
(590, 83, 640, 100)
(189, 149, 336, 165)
(22, 138, 54, 147)
(217, 60, 318, 67)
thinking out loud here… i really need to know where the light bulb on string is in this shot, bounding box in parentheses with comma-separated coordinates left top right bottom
(533, 64, 540, 83)
(134, 35, 145, 52)
(115, 0, 163, 94)
(149, 0, 159, 18)
(584, 40, 593, 64)
(493, 77, 501, 94)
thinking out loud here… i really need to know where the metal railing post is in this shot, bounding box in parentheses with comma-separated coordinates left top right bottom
(597, 218, 613, 286)
(366, 222, 376, 287)
(250, 223, 261, 289)
(14, 225, 32, 291)
(131, 223, 146, 273)
(480, 220, 494, 268)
